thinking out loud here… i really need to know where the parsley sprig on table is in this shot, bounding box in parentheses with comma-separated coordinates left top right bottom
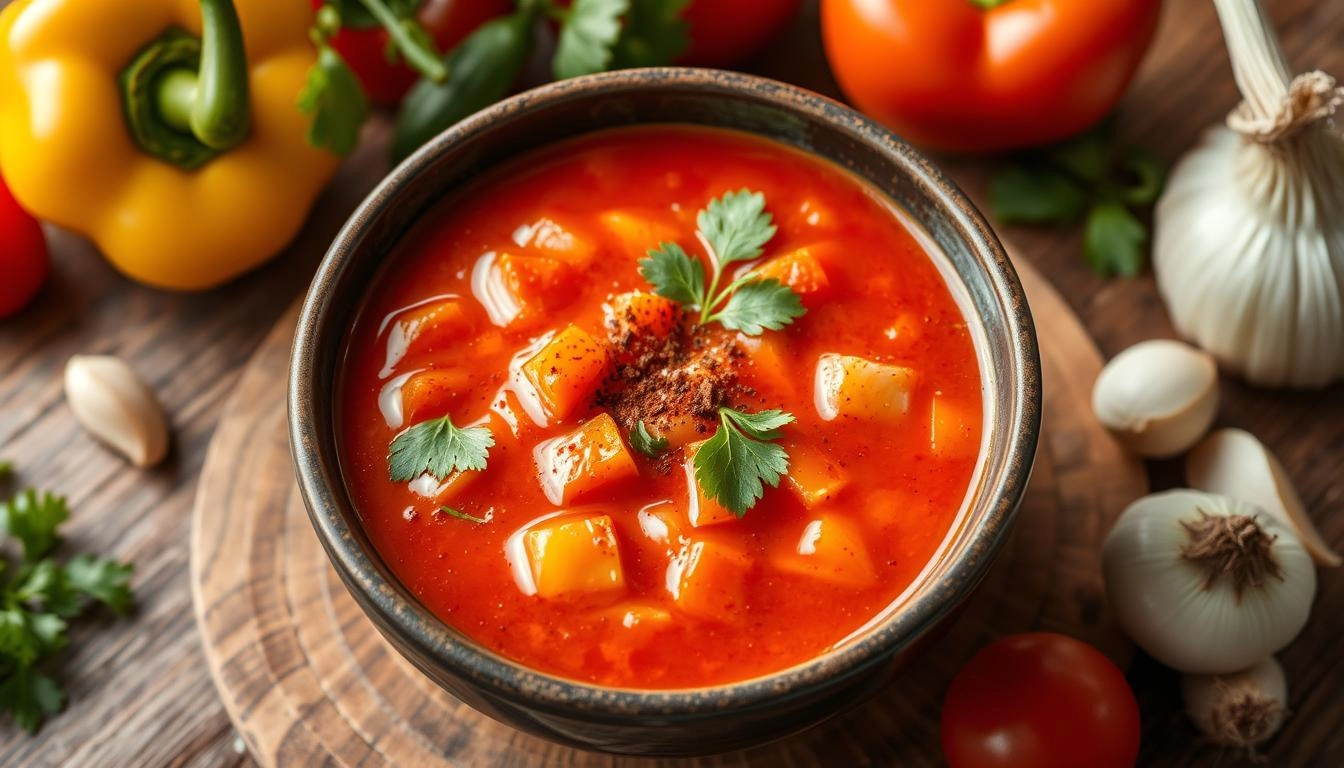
(388, 416, 494, 483)
(0, 486, 134, 733)
(695, 408, 795, 517)
(639, 189, 806, 335)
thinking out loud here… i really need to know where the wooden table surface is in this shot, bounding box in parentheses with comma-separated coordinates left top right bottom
(0, 0, 1340, 765)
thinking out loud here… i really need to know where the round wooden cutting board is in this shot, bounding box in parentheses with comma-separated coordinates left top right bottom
(190, 256, 1147, 767)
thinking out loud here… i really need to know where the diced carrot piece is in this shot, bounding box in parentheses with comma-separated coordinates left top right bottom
(682, 441, 738, 528)
(497, 251, 578, 315)
(401, 368, 472, 424)
(754, 247, 831, 296)
(774, 515, 876, 588)
(512, 217, 598, 268)
(598, 210, 681, 256)
(930, 394, 980, 458)
(782, 441, 848, 508)
(407, 466, 480, 505)
(523, 513, 626, 601)
(666, 538, 752, 620)
(382, 298, 474, 375)
(534, 413, 639, 505)
(521, 325, 612, 421)
(605, 291, 682, 341)
(814, 353, 918, 423)
(736, 333, 794, 397)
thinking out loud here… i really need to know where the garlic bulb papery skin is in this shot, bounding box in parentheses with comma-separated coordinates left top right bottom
(1102, 490, 1315, 675)
(1153, 0, 1344, 388)
(1182, 657, 1287, 748)
(1092, 340, 1219, 458)
(1188, 428, 1341, 567)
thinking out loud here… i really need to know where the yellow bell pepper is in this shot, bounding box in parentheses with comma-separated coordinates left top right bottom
(0, 0, 340, 291)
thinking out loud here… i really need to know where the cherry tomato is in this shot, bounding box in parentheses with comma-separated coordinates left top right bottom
(316, 0, 513, 107)
(941, 633, 1141, 768)
(821, 0, 1161, 153)
(0, 175, 48, 318)
(679, 0, 802, 67)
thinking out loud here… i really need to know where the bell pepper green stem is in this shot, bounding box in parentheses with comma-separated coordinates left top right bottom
(189, 0, 251, 149)
(155, 68, 199, 133)
(356, 0, 449, 83)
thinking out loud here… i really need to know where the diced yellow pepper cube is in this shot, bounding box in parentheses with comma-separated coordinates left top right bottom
(381, 298, 474, 376)
(523, 513, 626, 601)
(534, 412, 639, 505)
(813, 353, 918, 423)
(667, 539, 752, 621)
(930, 394, 980, 458)
(682, 440, 738, 528)
(774, 515, 876, 588)
(782, 441, 848, 508)
(521, 325, 612, 421)
(598, 210, 680, 256)
(754, 246, 831, 297)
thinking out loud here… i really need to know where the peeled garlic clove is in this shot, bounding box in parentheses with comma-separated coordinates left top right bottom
(1091, 340, 1219, 457)
(64, 355, 169, 468)
(1188, 428, 1341, 567)
(1182, 657, 1287, 748)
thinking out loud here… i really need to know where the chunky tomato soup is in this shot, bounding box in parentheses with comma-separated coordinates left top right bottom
(339, 126, 983, 688)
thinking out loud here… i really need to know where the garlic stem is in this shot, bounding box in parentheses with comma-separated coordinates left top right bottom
(1180, 511, 1284, 599)
(1213, 0, 1292, 118)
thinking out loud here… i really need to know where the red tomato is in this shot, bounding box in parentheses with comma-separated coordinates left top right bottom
(821, 0, 1161, 153)
(317, 0, 513, 107)
(679, 0, 802, 67)
(0, 175, 48, 318)
(941, 633, 1141, 768)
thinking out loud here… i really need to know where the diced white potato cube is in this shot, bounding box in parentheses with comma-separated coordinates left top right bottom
(813, 353, 917, 422)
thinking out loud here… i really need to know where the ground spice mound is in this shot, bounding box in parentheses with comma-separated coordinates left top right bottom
(596, 305, 746, 466)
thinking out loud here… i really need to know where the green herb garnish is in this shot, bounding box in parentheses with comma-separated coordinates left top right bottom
(639, 189, 805, 334)
(693, 407, 795, 517)
(0, 487, 134, 732)
(553, 0, 629, 79)
(388, 416, 494, 482)
(439, 507, 489, 524)
(629, 421, 669, 458)
(989, 123, 1167, 278)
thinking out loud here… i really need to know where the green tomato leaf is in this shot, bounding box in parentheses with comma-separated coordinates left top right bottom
(298, 44, 370, 157)
(388, 417, 494, 482)
(709, 278, 805, 336)
(1118, 149, 1167, 206)
(697, 189, 777, 267)
(989, 165, 1088, 225)
(693, 408, 793, 517)
(610, 0, 689, 68)
(629, 421, 670, 458)
(0, 490, 68, 562)
(62, 555, 134, 617)
(1084, 202, 1147, 278)
(553, 0, 630, 80)
(0, 665, 65, 733)
(638, 243, 706, 308)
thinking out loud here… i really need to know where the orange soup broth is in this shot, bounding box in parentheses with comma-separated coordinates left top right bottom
(339, 126, 984, 688)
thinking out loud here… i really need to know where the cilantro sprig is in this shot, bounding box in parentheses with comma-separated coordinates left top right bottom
(629, 421, 669, 458)
(639, 189, 806, 334)
(0, 487, 134, 732)
(388, 415, 494, 482)
(694, 408, 795, 517)
(439, 507, 488, 524)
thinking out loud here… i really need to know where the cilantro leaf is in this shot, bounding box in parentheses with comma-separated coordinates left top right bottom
(553, 0, 630, 80)
(0, 666, 64, 733)
(1044, 125, 1110, 183)
(1118, 149, 1166, 206)
(0, 608, 43, 666)
(298, 44, 369, 157)
(693, 407, 793, 517)
(388, 417, 494, 482)
(0, 491, 68, 562)
(1085, 202, 1147, 278)
(439, 507, 488, 524)
(629, 421, 669, 458)
(989, 165, 1087, 225)
(698, 189, 777, 267)
(62, 555, 134, 617)
(639, 243, 705, 308)
(610, 0, 689, 68)
(709, 278, 806, 335)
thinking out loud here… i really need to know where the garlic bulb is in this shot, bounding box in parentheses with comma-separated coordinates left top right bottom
(1183, 657, 1287, 748)
(1102, 490, 1315, 675)
(1188, 428, 1341, 567)
(64, 355, 170, 468)
(1091, 339, 1219, 458)
(1153, 0, 1344, 388)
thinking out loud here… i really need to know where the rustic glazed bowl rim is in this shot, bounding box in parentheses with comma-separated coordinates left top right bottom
(290, 67, 1040, 720)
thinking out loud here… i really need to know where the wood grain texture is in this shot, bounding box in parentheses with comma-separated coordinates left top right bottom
(191, 257, 1146, 767)
(0, 0, 1341, 764)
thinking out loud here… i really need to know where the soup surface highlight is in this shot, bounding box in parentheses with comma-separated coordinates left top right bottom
(340, 126, 983, 688)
